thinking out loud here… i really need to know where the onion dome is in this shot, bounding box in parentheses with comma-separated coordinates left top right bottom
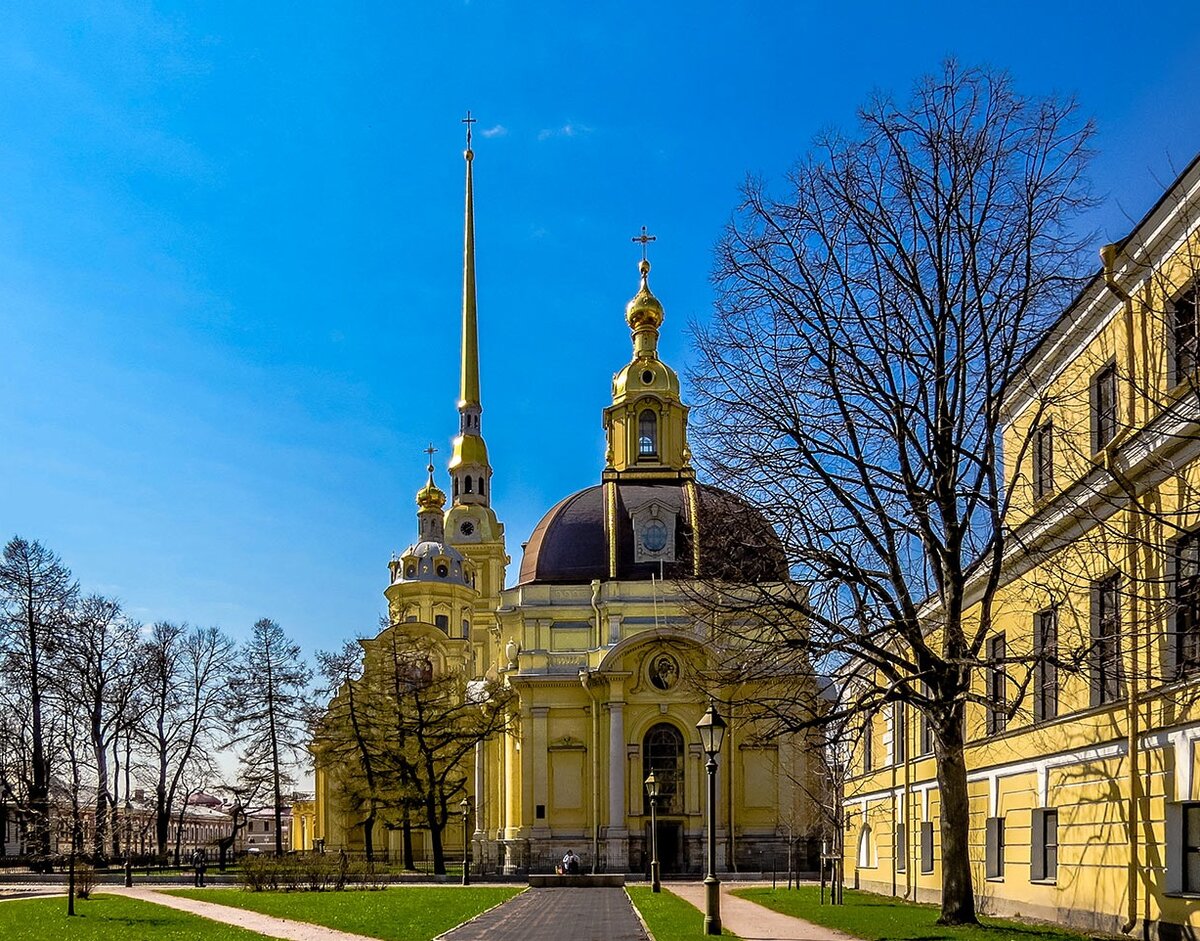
(417, 472, 447, 512)
(625, 259, 664, 331)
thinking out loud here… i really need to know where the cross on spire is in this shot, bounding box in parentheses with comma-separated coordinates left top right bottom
(462, 110, 477, 149)
(425, 442, 438, 474)
(631, 225, 657, 262)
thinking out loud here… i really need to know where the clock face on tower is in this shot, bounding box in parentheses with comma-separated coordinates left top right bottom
(459, 520, 475, 537)
(641, 518, 668, 553)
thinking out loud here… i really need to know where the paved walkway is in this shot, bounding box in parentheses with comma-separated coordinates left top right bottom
(668, 882, 855, 941)
(105, 886, 382, 941)
(439, 886, 648, 941)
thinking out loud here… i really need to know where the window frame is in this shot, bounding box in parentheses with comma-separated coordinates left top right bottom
(985, 815, 1006, 880)
(1172, 283, 1199, 385)
(987, 633, 1007, 735)
(1034, 609, 1058, 723)
(1091, 573, 1124, 706)
(862, 715, 874, 774)
(1030, 808, 1058, 883)
(638, 409, 659, 458)
(1175, 529, 1200, 675)
(1091, 361, 1118, 453)
(1033, 420, 1055, 501)
(1185, 803, 1200, 894)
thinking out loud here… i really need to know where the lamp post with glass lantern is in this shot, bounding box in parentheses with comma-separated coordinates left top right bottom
(644, 770, 661, 892)
(696, 701, 727, 936)
(460, 797, 471, 886)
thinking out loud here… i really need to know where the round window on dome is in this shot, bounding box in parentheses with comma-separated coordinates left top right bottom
(405, 566, 415, 578)
(436, 563, 449, 578)
(641, 369, 655, 384)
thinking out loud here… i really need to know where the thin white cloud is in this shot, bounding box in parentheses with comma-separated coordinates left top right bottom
(537, 122, 594, 141)
(481, 124, 508, 138)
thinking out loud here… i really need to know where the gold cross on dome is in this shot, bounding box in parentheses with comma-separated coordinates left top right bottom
(631, 225, 657, 262)
(461, 111, 477, 147)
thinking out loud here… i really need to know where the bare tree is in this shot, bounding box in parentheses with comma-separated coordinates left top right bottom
(690, 62, 1094, 924)
(0, 537, 77, 864)
(141, 621, 235, 859)
(56, 594, 144, 860)
(229, 617, 313, 856)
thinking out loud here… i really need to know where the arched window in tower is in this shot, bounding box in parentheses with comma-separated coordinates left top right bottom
(478, 477, 485, 497)
(465, 475, 473, 494)
(454, 478, 460, 498)
(639, 409, 658, 457)
(642, 723, 683, 815)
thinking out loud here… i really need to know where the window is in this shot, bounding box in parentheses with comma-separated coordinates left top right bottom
(478, 477, 485, 497)
(1176, 530, 1200, 674)
(894, 823, 907, 872)
(464, 475, 473, 494)
(857, 825, 874, 868)
(1185, 803, 1200, 893)
(919, 711, 934, 756)
(987, 633, 1007, 734)
(985, 816, 1005, 880)
(1031, 808, 1058, 882)
(462, 618, 471, 639)
(1033, 421, 1054, 500)
(1091, 363, 1118, 452)
(862, 717, 874, 774)
(1034, 609, 1058, 722)
(638, 409, 658, 457)
(920, 821, 934, 873)
(1173, 285, 1198, 383)
(643, 724, 684, 815)
(1092, 574, 1124, 705)
(434, 613, 449, 632)
(893, 703, 907, 764)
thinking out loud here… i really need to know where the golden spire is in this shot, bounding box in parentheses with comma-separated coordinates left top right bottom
(460, 110, 480, 410)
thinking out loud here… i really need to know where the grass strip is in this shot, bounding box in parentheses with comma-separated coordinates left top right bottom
(627, 885, 741, 940)
(0, 893, 271, 940)
(733, 886, 1096, 941)
(168, 885, 520, 941)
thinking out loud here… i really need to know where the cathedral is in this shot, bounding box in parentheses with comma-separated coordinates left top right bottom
(312, 129, 822, 875)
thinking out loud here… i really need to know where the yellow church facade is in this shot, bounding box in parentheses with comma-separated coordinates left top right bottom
(312, 132, 823, 875)
(844, 154, 1200, 937)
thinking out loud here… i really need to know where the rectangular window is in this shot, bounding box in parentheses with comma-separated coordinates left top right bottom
(895, 823, 907, 872)
(1033, 421, 1055, 500)
(1186, 803, 1200, 893)
(434, 613, 449, 631)
(1092, 574, 1124, 706)
(1174, 285, 1198, 383)
(987, 633, 1007, 734)
(1031, 808, 1058, 882)
(985, 816, 1006, 880)
(862, 717, 874, 774)
(1034, 609, 1058, 722)
(1091, 363, 1118, 452)
(1177, 531, 1200, 674)
(920, 821, 934, 873)
(893, 703, 907, 764)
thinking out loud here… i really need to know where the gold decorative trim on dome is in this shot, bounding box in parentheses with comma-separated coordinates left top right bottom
(684, 479, 701, 575)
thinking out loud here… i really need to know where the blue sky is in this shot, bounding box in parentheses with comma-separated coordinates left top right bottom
(3, 2, 1199, 658)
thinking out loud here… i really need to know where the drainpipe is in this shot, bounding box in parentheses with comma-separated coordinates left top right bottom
(580, 667, 601, 874)
(1101, 242, 1141, 936)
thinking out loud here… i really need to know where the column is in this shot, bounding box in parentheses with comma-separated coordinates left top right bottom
(606, 696, 628, 870)
(532, 707, 550, 838)
(474, 741, 485, 838)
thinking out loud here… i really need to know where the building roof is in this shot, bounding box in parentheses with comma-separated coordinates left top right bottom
(518, 480, 787, 585)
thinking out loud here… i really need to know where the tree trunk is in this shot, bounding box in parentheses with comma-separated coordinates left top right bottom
(425, 795, 445, 875)
(26, 595, 51, 863)
(933, 707, 977, 925)
(402, 814, 415, 870)
(363, 816, 375, 862)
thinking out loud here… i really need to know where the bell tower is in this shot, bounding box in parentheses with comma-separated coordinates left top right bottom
(444, 113, 508, 614)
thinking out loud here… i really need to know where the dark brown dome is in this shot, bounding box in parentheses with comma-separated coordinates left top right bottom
(517, 481, 787, 585)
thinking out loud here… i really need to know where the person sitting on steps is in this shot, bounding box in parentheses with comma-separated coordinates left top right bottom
(562, 849, 581, 874)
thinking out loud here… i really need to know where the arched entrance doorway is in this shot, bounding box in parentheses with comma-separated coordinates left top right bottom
(643, 723, 684, 873)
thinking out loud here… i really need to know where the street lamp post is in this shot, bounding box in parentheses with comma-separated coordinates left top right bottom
(696, 701, 727, 936)
(644, 770, 660, 893)
(460, 797, 471, 886)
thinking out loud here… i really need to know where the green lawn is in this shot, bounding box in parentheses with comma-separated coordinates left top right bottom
(733, 887, 1094, 941)
(627, 886, 741, 941)
(0, 893, 270, 940)
(168, 885, 520, 941)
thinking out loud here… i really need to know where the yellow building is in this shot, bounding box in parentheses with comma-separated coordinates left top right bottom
(312, 130, 824, 874)
(843, 154, 1200, 937)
